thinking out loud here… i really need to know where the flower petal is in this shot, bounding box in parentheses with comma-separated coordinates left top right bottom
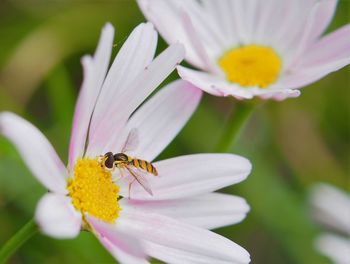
(87, 216, 148, 264)
(177, 66, 300, 100)
(68, 23, 114, 169)
(87, 23, 157, 155)
(0, 112, 67, 194)
(177, 65, 251, 98)
(117, 208, 250, 264)
(310, 183, 350, 235)
(143, 241, 241, 264)
(87, 42, 185, 156)
(307, 0, 338, 40)
(201, 0, 239, 45)
(265, 1, 314, 60)
(119, 154, 251, 200)
(35, 193, 81, 239)
(316, 233, 350, 264)
(137, 0, 224, 69)
(114, 80, 201, 161)
(299, 24, 350, 68)
(282, 23, 350, 89)
(121, 193, 249, 230)
(296, 0, 338, 54)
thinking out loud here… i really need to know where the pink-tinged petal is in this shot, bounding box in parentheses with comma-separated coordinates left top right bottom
(35, 193, 81, 239)
(294, 0, 338, 60)
(119, 154, 251, 200)
(137, 0, 224, 69)
(316, 233, 350, 264)
(121, 193, 249, 230)
(88, 23, 157, 155)
(118, 208, 250, 264)
(307, 0, 338, 40)
(311, 184, 350, 235)
(299, 24, 350, 68)
(265, 1, 315, 61)
(180, 10, 218, 73)
(201, 0, 239, 45)
(178, 65, 300, 101)
(177, 66, 252, 99)
(251, 86, 301, 101)
(279, 59, 349, 90)
(87, 43, 185, 156)
(0, 112, 67, 194)
(87, 216, 148, 264)
(115, 80, 202, 161)
(68, 23, 114, 169)
(143, 241, 240, 264)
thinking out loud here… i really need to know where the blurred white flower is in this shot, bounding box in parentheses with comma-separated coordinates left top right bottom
(138, 0, 350, 100)
(0, 23, 252, 263)
(310, 183, 350, 264)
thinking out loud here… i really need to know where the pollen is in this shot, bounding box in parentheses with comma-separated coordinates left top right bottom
(67, 158, 120, 223)
(218, 45, 282, 88)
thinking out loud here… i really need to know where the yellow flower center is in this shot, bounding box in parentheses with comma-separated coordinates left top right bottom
(218, 45, 282, 88)
(67, 158, 120, 223)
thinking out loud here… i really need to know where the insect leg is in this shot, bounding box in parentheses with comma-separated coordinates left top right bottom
(128, 178, 136, 199)
(112, 168, 122, 182)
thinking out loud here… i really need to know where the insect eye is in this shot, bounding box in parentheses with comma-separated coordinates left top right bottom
(104, 155, 114, 169)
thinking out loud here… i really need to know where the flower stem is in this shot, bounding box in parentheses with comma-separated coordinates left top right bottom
(0, 219, 38, 263)
(216, 102, 255, 152)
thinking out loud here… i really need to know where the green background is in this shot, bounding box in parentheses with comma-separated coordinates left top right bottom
(0, 0, 349, 263)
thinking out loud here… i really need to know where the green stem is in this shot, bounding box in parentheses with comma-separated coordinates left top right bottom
(215, 102, 255, 152)
(0, 219, 38, 263)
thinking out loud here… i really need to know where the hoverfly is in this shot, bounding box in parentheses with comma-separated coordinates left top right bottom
(100, 128, 158, 196)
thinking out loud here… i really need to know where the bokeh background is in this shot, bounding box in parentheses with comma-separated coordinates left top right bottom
(0, 0, 349, 263)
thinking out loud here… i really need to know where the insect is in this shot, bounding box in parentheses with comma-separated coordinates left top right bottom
(101, 129, 158, 196)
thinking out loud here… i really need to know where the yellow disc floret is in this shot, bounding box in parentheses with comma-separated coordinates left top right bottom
(67, 158, 120, 223)
(218, 45, 282, 88)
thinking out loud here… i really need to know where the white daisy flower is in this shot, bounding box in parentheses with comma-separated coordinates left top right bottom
(0, 23, 252, 263)
(138, 0, 350, 100)
(310, 183, 350, 264)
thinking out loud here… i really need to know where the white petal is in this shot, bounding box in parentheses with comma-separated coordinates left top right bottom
(144, 241, 240, 264)
(293, 0, 338, 60)
(279, 61, 348, 89)
(87, 216, 148, 264)
(87, 23, 157, 156)
(310, 183, 350, 235)
(35, 193, 81, 239)
(121, 193, 249, 230)
(178, 66, 300, 101)
(137, 0, 224, 69)
(316, 233, 350, 264)
(0, 112, 67, 194)
(177, 66, 252, 99)
(307, 0, 338, 39)
(87, 43, 185, 156)
(265, 1, 315, 61)
(117, 208, 250, 264)
(284, 24, 350, 86)
(68, 23, 114, 169)
(120, 154, 251, 200)
(201, 0, 239, 45)
(114, 80, 201, 161)
(250, 85, 301, 101)
(296, 24, 350, 70)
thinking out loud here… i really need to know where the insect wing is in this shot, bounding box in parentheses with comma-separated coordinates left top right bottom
(125, 165, 153, 196)
(121, 128, 139, 153)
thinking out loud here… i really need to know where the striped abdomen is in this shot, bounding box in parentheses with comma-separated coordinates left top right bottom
(131, 159, 158, 176)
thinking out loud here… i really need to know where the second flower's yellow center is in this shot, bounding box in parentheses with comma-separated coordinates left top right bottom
(218, 45, 282, 88)
(67, 158, 120, 223)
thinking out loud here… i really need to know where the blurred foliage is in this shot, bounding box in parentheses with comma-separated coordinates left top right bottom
(0, 0, 349, 263)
